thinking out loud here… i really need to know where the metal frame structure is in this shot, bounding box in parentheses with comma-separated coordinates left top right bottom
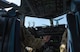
(67, 0, 80, 52)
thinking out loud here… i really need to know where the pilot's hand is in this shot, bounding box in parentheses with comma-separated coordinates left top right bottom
(60, 44, 66, 52)
(43, 35, 51, 43)
(25, 47, 33, 52)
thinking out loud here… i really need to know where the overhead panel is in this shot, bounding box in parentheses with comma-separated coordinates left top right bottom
(0, 0, 11, 8)
(0, 0, 71, 18)
(20, 0, 70, 18)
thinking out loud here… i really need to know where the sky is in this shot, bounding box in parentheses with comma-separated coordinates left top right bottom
(6, 0, 67, 27)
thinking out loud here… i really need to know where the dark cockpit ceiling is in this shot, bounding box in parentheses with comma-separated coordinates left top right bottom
(0, 0, 71, 19)
(20, 0, 71, 19)
(0, 0, 11, 8)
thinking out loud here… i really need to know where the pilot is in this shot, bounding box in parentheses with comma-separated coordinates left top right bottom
(20, 26, 51, 52)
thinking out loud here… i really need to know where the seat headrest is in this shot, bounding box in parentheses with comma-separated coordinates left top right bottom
(0, 17, 7, 36)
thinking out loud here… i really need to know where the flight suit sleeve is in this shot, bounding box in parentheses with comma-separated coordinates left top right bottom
(60, 29, 67, 52)
(61, 29, 67, 45)
(23, 27, 45, 49)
